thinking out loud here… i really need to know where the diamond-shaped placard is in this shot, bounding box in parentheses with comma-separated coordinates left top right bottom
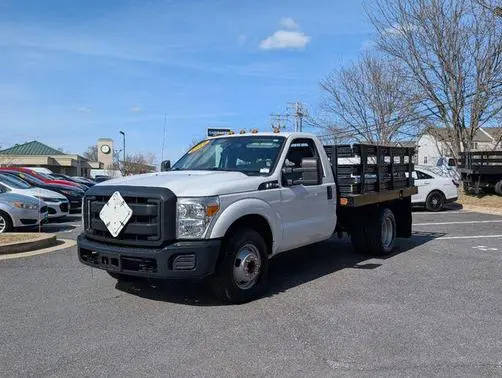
(99, 191, 133, 237)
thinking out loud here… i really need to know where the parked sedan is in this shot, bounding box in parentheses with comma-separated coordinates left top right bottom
(0, 190, 48, 233)
(49, 173, 91, 190)
(0, 174, 69, 219)
(0, 167, 82, 189)
(411, 166, 459, 211)
(0, 171, 84, 211)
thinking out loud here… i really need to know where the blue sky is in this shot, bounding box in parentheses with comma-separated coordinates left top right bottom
(0, 0, 373, 162)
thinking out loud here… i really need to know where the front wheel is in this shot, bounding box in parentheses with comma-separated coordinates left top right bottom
(425, 191, 445, 212)
(0, 211, 13, 234)
(211, 228, 269, 304)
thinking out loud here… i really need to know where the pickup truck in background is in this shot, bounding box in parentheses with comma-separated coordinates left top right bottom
(77, 132, 416, 303)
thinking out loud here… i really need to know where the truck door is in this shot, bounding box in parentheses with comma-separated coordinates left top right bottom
(277, 138, 336, 251)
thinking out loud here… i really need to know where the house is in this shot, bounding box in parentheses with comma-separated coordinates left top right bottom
(0, 140, 101, 176)
(416, 127, 502, 166)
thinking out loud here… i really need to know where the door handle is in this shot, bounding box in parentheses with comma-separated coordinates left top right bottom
(327, 186, 333, 200)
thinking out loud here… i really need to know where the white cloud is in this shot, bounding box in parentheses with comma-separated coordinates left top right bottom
(130, 105, 142, 112)
(260, 18, 310, 50)
(259, 30, 310, 50)
(280, 17, 298, 30)
(384, 22, 417, 36)
(360, 39, 376, 51)
(76, 106, 91, 113)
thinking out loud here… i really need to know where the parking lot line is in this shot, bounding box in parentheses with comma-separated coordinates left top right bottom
(414, 220, 502, 226)
(414, 210, 471, 215)
(436, 234, 502, 240)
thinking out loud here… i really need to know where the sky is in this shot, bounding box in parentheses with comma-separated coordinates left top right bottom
(0, 0, 373, 163)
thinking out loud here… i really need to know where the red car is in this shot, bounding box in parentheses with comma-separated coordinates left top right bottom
(0, 167, 81, 189)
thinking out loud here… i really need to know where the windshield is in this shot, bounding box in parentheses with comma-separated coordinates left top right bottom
(36, 172, 52, 179)
(12, 172, 45, 185)
(0, 174, 32, 189)
(172, 136, 285, 175)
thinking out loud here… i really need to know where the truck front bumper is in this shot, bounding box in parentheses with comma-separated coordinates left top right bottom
(77, 235, 221, 279)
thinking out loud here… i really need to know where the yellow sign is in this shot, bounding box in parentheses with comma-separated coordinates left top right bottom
(188, 140, 209, 154)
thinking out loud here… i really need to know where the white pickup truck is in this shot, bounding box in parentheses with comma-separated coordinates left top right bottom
(78, 132, 416, 303)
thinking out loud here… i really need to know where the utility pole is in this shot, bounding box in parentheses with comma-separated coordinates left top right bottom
(120, 131, 125, 174)
(287, 101, 307, 132)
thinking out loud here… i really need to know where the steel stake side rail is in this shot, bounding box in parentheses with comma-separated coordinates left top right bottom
(324, 143, 417, 207)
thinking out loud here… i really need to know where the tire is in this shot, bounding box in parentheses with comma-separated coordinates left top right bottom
(495, 180, 502, 196)
(425, 191, 445, 212)
(211, 228, 269, 304)
(367, 208, 396, 256)
(0, 211, 13, 234)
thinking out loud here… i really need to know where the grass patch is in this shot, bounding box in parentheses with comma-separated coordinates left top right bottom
(0, 234, 40, 246)
(458, 191, 502, 208)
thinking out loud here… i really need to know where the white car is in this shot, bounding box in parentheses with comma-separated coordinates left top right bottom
(23, 167, 54, 175)
(411, 166, 459, 211)
(0, 173, 69, 219)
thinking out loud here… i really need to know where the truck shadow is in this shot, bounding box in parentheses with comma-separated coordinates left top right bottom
(114, 231, 444, 306)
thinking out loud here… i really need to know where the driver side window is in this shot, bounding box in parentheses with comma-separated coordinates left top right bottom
(284, 138, 322, 186)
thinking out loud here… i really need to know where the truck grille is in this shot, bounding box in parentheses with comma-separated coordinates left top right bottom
(83, 186, 176, 247)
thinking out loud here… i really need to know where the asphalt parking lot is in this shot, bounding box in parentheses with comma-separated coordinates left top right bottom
(1, 208, 502, 376)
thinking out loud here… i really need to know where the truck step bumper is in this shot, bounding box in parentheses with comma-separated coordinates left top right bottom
(77, 235, 221, 279)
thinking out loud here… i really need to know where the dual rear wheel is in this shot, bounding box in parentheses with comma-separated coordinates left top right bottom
(351, 207, 396, 256)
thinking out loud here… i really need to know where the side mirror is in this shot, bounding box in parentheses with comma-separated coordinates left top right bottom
(282, 157, 322, 186)
(160, 160, 171, 172)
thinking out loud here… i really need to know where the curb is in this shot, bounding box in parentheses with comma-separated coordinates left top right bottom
(461, 205, 502, 216)
(0, 239, 76, 261)
(0, 233, 57, 255)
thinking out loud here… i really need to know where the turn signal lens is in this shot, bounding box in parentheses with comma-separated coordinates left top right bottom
(340, 197, 348, 206)
(206, 204, 220, 217)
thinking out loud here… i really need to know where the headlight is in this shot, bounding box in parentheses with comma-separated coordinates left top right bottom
(176, 196, 220, 239)
(11, 201, 39, 210)
(60, 190, 76, 196)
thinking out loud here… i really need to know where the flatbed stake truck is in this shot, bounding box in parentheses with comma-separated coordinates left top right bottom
(78, 132, 417, 303)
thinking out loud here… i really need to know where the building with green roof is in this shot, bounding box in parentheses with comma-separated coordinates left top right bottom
(0, 140, 102, 176)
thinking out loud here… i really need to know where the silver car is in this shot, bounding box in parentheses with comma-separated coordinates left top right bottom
(0, 190, 49, 233)
(0, 173, 69, 219)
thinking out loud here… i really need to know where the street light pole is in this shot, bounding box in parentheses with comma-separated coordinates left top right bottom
(120, 131, 125, 174)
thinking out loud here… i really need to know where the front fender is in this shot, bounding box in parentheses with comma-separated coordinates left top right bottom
(207, 197, 281, 254)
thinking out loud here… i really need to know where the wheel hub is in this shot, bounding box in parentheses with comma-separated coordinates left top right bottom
(0, 216, 6, 233)
(233, 244, 262, 290)
(381, 216, 394, 249)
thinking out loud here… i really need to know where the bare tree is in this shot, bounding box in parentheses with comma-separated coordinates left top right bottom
(117, 152, 157, 176)
(319, 53, 423, 144)
(82, 145, 98, 161)
(368, 0, 502, 158)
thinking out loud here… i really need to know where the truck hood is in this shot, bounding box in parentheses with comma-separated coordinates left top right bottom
(98, 170, 269, 197)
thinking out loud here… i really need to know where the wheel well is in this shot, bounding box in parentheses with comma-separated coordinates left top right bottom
(0, 209, 12, 225)
(224, 214, 273, 255)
